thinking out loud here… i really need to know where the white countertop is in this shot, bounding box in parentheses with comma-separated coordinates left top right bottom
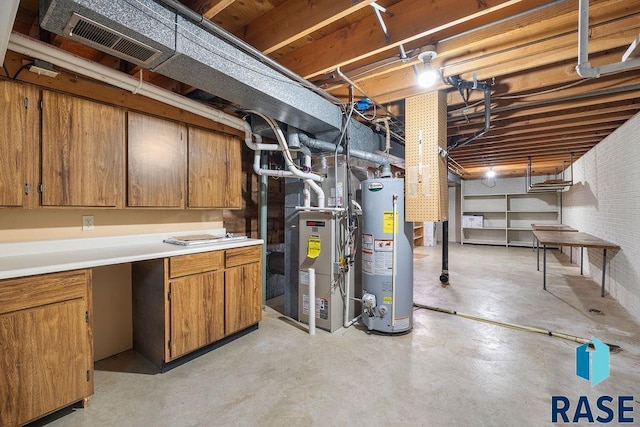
(0, 229, 263, 280)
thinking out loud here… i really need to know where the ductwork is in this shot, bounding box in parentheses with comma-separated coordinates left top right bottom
(38, 0, 371, 138)
(296, 133, 392, 178)
(0, 0, 19, 65)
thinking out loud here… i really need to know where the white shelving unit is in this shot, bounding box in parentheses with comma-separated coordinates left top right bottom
(461, 178, 560, 247)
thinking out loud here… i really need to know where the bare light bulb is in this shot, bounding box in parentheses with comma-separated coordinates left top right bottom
(417, 50, 438, 88)
(418, 68, 439, 87)
(486, 168, 496, 178)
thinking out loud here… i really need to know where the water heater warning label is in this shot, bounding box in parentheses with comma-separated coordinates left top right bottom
(383, 211, 399, 234)
(362, 249, 392, 276)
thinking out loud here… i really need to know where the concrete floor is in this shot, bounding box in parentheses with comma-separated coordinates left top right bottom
(33, 243, 640, 426)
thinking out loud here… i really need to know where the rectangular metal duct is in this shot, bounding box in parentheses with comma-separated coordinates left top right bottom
(38, 0, 364, 137)
(63, 13, 162, 65)
(40, 0, 176, 69)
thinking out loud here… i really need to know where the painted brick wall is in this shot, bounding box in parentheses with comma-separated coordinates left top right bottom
(562, 112, 640, 322)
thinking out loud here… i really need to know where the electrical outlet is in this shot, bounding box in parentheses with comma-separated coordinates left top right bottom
(82, 215, 94, 231)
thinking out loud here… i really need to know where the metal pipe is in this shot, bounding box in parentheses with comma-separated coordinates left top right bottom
(441, 221, 449, 284)
(576, 0, 640, 78)
(449, 83, 640, 122)
(447, 76, 491, 151)
(260, 152, 268, 306)
(156, 0, 342, 105)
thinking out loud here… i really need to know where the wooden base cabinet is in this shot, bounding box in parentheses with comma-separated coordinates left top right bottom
(0, 270, 93, 427)
(132, 245, 262, 369)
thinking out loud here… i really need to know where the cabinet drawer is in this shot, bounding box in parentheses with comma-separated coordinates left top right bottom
(225, 245, 262, 268)
(0, 270, 89, 315)
(170, 251, 223, 278)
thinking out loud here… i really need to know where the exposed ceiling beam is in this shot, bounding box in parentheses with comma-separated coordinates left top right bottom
(450, 112, 633, 137)
(323, 0, 626, 93)
(278, 0, 552, 79)
(238, 0, 376, 55)
(183, 0, 236, 20)
(449, 101, 640, 130)
(333, 16, 640, 104)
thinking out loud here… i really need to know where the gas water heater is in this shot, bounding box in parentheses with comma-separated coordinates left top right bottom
(360, 177, 413, 333)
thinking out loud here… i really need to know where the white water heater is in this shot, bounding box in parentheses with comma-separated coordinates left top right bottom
(360, 178, 413, 333)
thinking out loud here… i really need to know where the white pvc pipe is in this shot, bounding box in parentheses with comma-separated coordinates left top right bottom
(391, 194, 398, 328)
(253, 150, 293, 178)
(303, 182, 311, 208)
(8, 32, 254, 142)
(343, 263, 351, 327)
(246, 133, 281, 151)
(306, 179, 325, 208)
(274, 126, 324, 182)
(308, 268, 316, 336)
(576, 0, 640, 78)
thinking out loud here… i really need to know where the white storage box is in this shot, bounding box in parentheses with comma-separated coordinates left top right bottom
(462, 215, 484, 228)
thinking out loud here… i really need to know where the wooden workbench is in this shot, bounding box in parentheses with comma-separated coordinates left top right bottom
(532, 230, 620, 297)
(531, 224, 579, 269)
(531, 224, 578, 232)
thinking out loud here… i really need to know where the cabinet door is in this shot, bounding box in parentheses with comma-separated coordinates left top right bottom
(0, 270, 92, 427)
(0, 81, 39, 208)
(188, 127, 242, 208)
(127, 112, 186, 207)
(225, 262, 262, 336)
(169, 271, 224, 360)
(41, 91, 125, 207)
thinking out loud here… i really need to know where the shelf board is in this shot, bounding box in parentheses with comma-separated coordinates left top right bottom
(507, 227, 533, 231)
(462, 239, 507, 245)
(462, 211, 506, 214)
(463, 193, 507, 197)
(507, 241, 535, 247)
(507, 210, 559, 213)
(463, 227, 505, 230)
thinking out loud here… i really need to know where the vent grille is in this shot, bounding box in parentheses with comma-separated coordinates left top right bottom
(63, 13, 161, 65)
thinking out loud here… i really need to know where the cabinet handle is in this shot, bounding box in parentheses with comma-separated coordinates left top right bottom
(24, 183, 29, 195)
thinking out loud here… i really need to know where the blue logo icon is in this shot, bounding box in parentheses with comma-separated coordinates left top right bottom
(576, 337, 610, 386)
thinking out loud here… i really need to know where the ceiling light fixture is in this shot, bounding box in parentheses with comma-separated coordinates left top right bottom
(486, 167, 496, 178)
(417, 48, 438, 88)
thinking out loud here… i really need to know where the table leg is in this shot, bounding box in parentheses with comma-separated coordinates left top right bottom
(601, 248, 607, 297)
(580, 247, 583, 275)
(536, 238, 540, 271)
(543, 244, 547, 290)
(570, 247, 573, 264)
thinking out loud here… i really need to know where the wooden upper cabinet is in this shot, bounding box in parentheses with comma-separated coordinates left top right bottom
(0, 81, 39, 208)
(127, 112, 186, 208)
(41, 91, 125, 207)
(188, 127, 242, 209)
